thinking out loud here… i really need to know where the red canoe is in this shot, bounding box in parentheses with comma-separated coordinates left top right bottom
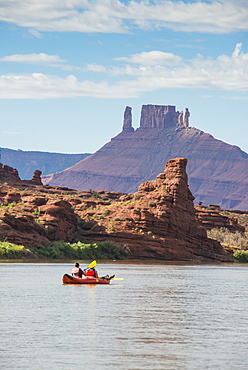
(62, 274, 110, 285)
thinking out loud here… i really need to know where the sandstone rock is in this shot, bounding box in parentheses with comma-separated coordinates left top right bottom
(0, 158, 241, 261)
(195, 206, 245, 233)
(79, 157, 232, 261)
(0, 164, 21, 183)
(0, 213, 49, 248)
(42, 105, 248, 211)
(31, 170, 43, 185)
(122, 106, 134, 132)
(139, 104, 189, 129)
(4, 192, 21, 204)
(38, 200, 78, 241)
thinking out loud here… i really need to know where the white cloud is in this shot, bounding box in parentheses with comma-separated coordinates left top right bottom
(86, 64, 107, 72)
(232, 42, 242, 58)
(116, 51, 183, 66)
(0, 53, 81, 70)
(28, 29, 43, 38)
(0, 0, 248, 34)
(0, 43, 247, 99)
(0, 0, 127, 33)
(0, 73, 139, 99)
(0, 53, 66, 66)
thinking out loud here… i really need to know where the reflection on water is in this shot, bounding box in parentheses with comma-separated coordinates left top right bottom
(1, 263, 248, 369)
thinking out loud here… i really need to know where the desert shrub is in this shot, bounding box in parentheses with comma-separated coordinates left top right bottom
(109, 219, 115, 232)
(29, 240, 128, 260)
(207, 228, 248, 248)
(0, 242, 22, 258)
(148, 201, 156, 207)
(33, 208, 40, 216)
(0, 239, 128, 260)
(78, 240, 128, 260)
(0, 242, 33, 259)
(0, 202, 17, 214)
(92, 192, 101, 199)
(77, 218, 85, 227)
(233, 250, 248, 263)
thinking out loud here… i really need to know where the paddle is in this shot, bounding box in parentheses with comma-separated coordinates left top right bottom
(87, 260, 97, 269)
(86, 261, 123, 280)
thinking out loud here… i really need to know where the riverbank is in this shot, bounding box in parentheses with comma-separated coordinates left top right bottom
(0, 240, 128, 260)
(1, 240, 248, 263)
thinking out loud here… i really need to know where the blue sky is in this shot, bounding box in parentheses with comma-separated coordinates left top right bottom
(0, 0, 248, 154)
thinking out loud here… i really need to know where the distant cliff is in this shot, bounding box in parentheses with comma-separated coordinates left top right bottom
(43, 104, 248, 211)
(1, 148, 91, 180)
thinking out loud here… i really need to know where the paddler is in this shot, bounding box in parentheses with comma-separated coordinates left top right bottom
(85, 266, 99, 278)
(71, 262, 85, 278)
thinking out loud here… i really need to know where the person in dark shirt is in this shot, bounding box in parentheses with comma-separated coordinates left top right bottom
(71, 262, 84, 278)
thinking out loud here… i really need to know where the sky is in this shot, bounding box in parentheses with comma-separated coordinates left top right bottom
(0, 0, 248, 154)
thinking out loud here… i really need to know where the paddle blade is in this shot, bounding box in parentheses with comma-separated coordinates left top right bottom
(112, 278, 124, 280)
(88, 260, 97, 269)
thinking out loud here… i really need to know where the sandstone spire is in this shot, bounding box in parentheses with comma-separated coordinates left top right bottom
(122, 106, 134, 132)
(183, 108, 190, 127)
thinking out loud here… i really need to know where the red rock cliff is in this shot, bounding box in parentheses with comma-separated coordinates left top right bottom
(0, 159, 232, 261)
(78, 158, 232, 261)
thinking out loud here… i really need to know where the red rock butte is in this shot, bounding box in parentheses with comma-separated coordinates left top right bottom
(123, 104, 190, 131)
(42, 104, 248, 211)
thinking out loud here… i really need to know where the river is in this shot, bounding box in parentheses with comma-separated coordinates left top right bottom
(1, 262, 248, 369)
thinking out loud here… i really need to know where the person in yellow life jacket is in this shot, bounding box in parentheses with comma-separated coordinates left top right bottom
(85, 267, 99, 278)
(71, 262, 84, 278)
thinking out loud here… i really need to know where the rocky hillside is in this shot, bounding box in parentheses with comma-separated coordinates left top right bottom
(1, 148, 91, 179)
(0, 159, 234, 262)
(42, 104, 248, 211)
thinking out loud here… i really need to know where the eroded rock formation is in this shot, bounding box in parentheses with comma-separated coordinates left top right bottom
(139, 104, 189, 129)
(42, 104, 247, 211)
(83, 157, 229, 261)
(122, 106, 134, 132)
(195, 204, 245, 233)
(0, 163, 43, 186)
(0, 159, 234, 261)
(0, 164, 21, 183)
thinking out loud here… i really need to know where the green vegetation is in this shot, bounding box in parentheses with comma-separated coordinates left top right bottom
(233, 250, 248, 263)
(207, 227, 248, 262)
(0, 202, 17, 213)
(92, 192, 101, 199)
(148, 201, 156, 207)
(0, 242, 26, 258)
(109, 219, 115, 232)
(33, 208, 40, 216)
(0, 240, 128, 260)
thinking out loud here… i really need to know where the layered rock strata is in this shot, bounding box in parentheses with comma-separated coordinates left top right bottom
(0, 160, 233, 261)
(42, 104, 248, 210)
(80, 157, 230, 261)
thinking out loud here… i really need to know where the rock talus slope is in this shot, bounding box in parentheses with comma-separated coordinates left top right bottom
(43, 104, 248, 210)
(43, 120, 248, 210)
